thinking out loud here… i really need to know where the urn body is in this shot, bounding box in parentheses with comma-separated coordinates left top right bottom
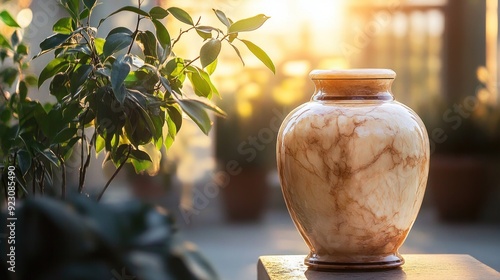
(276, 69, 430, 269)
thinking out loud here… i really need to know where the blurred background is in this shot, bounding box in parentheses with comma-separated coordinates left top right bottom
(1, 0, 500, 279)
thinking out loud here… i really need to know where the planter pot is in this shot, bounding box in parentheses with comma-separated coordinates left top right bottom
(220, 165, 269, 222)
(429, 155, 491, 222)
(276, 69, 430, 270)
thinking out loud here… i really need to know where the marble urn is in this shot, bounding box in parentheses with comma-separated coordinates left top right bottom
(276, 69, 430, 270)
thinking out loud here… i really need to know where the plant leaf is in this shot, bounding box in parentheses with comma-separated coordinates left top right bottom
(188, 67, 211, 98)
(95, 135, 105, 154)
(16, 43, 28, 56)
(41, 149, 60, 167)
(114, 144, 130, 163)
(103, 31, 133, 57)
(130, 158, 151, 173)
(61, 0, 80, 21)
(195, 26, 213, 40)
(80, 8, 90, 20)
(49, 74, 69, 101)
(53, 17, 74, 35)
(108, 27, 134, 36)
(52, 127, 78, 144)
(16, 150, 31, 176)
(24, 75, 38, 87)
(94, 38, 105, 55)
(149, 7, 169, 19)
(18, 80, 28, 100)
(38, 33, 72, 55)
(163, 115, 176, 149)
(136, 31, 158, 59)
(178, 99, 212, 135)
(10, 30, 21, 48)
(198, 68, 219, 98)
(200, 39, 221, 69)
(167, 7, 194, 25)
(229, 43, 245, 66)
(38, 57, 69, 88)
(2, 68, 17, 87)
(70, 64, 93, 93)
(83, 0, 97, 10)
(111, 55, 131, 104)
(228, 14, 270, 33)
(240, 39, 275, 73)
(0, 10, 20, 27)
(160, 76, 172, 95)
(213, 9, 230, 27)
(167, 104, 183, 132)
(62, 102, 82, 123)
(0, 33, 11, 49)
(99, 6, 150, 27)
(130, 149, 151, 162)
(205, 59, 217, 76)
(151, 19, 171, 52)
(190, 98, 226, 117)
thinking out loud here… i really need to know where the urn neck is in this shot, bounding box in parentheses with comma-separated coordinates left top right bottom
(310, 69, 395, 101)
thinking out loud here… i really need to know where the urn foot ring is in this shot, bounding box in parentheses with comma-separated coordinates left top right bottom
(305, 254, 404, 270)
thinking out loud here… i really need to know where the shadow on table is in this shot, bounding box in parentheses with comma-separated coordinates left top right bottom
(304, 268, 407, 280)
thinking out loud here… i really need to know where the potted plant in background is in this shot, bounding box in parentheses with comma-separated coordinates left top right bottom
(425, 67, 500, 222)
(215, 88, 278, 222)
(0, 0, 274, 278)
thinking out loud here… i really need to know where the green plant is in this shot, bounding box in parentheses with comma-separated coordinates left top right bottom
(0, 196, 219, 280)
(0, 0, 274, 201)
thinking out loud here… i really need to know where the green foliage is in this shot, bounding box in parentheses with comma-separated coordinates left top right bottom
(0, 1, 274, 200)
(0, 10, 20, 28)
(0, 196, 219, 280)
(228, 14, 270, 33)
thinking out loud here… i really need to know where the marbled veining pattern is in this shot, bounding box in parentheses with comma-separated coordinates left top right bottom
(277, 79, 430, 268)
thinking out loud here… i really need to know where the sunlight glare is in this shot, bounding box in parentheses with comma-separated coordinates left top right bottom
(17, 9, 33, 28)
(296, 0, 344, 31)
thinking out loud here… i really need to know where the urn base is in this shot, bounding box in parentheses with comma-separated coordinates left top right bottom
(305, 252, 404, 270)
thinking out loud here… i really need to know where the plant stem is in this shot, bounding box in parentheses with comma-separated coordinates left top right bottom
(78, 110, 90, 193)
(78, 132, 85, 193)
(40, 165, 45, 195)
(181, 56, 200, 71)
(57, 153, 66, 199)
(171, 26, 196, 49)
(97, 145, 131, 201)
(32, 164, 36, 196)
(0, 85, 8, 101)
(79, 133, 94, 193)
(127, 0, 143, 55)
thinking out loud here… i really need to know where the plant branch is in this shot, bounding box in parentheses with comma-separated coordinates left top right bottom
(181, 56, 200, 72)
(127, 0, 144, 55)
(97, 145, 131, 201)
(39, 165, 45, 195)
(78, 134, 85, 192)
(127, 18, 142, 55)
(171, 26, 196, 49)
(57, 152, 66, 199)
(0, 85, 9, 101)
(79, 132, 94, 193)
(31, 163, 36, 196)
(78, 110, 89, 193)
(81, 28, 102, 67)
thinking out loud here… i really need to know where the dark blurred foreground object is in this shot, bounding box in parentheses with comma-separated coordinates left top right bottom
(0, 197, 218, 280)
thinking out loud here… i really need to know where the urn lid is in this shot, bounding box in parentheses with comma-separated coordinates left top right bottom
(310, 69, 396, 80)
